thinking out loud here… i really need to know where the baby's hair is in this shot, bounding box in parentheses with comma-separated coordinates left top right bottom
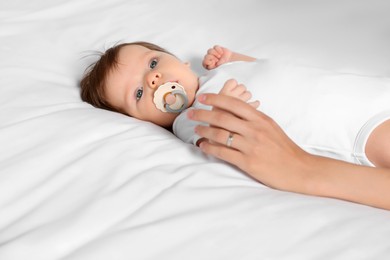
(80, 41, 174, 112)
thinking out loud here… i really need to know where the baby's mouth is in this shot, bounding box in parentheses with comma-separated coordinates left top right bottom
(153, 82, 189, 113)
(164, 92, 177, 105)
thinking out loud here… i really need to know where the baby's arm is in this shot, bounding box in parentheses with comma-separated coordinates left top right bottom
(202, 45, 256, 70)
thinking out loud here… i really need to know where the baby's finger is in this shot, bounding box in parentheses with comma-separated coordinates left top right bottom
(238, 91, 252, 102)
(207, 48, 221, 58)
(223, 79, 238, 91)
(219, 79, 238, 95)
(203, 63, 215, 70)
(216, 58, 227, 66)
(231, 84, 247, 97)
(206, 54, 217, 64)
(232, 83, 246, 92)
(214, 45, 224, 56)
(202, 55, 217, 69)
(248, 100, 260, 109)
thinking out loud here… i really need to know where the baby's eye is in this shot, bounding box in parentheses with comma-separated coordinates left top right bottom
(136, 87, 143, 101)
(149, 59, 158, 69)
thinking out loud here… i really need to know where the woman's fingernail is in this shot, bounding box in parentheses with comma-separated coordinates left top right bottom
(195, 126, 203, 134)
(198, 94, 206, 102)
(187, 109, 194, 119)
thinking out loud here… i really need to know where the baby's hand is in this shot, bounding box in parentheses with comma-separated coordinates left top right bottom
(202, 45, 232, 70)
(218, 79, 260, 109)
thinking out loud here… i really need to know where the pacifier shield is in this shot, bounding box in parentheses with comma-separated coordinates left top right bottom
(153, 82, 189, 113)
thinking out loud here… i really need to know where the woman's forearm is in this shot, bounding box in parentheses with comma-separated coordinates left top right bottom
(304, 155, 390, 210)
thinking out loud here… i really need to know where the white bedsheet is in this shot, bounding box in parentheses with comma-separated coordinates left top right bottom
(1, 0, 390, 259)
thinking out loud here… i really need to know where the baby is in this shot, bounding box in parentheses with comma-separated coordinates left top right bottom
(80, 41, 258, 144)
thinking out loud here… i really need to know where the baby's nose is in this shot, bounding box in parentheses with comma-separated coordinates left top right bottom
(147, 72, 162, 88)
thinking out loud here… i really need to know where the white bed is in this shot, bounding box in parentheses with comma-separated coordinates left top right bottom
(1, 0, 390, 259)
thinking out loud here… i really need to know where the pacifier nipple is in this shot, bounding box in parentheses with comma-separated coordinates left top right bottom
(153, 82, 189, 113)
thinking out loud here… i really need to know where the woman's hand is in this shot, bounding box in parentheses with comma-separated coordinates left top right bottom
(187, 93, 312, 192)
(188, 93, 390, 210)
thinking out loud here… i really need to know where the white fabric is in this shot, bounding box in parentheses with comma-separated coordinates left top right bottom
(354, 110, 390, 166)
(174, 60, 390, 166)
(2, 1, 390, 260)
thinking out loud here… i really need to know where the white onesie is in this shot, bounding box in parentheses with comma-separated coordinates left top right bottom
(173, 60, 390, 166)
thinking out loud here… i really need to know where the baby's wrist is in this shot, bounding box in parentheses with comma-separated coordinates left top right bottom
(230, 52, 256, 63)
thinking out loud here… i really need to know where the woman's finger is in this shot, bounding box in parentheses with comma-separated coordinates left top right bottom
(195, 125, 247, 151)
(198, 139, 246, 168)
(188, 108, 251, 136)
(196, 93, 263, 121)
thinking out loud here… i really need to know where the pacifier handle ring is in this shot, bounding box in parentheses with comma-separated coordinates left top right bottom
(165, 90, 189, 113)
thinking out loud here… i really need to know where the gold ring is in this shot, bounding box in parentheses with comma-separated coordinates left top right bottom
(226, 132, 234, 147)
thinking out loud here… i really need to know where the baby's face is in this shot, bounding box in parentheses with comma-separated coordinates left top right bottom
(105, 45, 199, 127)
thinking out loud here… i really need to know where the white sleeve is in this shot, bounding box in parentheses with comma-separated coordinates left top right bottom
(173, 108, 205, 145)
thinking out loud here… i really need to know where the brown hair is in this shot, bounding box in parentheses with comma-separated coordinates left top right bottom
(80, 41, 174, 112)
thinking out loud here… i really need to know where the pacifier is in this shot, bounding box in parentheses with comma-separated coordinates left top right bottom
(153, 82, 189, 113)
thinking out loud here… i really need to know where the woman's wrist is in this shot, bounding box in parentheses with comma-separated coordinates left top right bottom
(297, 153, 390, 209)
(288, 152, 319, 195)
(299, 154, 329, 196)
